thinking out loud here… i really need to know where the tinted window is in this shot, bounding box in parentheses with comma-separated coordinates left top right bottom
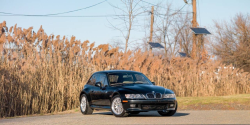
(122, 74, 134, 83)
(109, 75, 119, 83)
(134, 74, 148, 83)
(87, 74, 98, 86)
(96, 73, 108, 87)
(108, 73, 151, 86)
(103, 76, 109, 86)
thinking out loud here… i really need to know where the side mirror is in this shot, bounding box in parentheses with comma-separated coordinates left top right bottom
(152, 82, 155, 85)
(95, 82, 102, 88)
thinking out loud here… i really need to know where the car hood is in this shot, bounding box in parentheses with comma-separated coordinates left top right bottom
(117, 84, 174, 94)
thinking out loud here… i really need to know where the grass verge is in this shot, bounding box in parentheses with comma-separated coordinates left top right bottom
(177, 94, 250, 110)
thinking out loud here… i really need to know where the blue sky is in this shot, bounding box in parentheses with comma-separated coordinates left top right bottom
(1, 0, 250, 48)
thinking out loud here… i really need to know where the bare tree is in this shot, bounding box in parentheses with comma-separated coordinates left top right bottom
(153, 2, 192, 58)
(213, 13, 250, 72)
(107, 0, 146, 53)
(175, 13, 192, 56)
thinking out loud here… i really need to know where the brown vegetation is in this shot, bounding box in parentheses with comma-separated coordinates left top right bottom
(213, 14, 250, 72)
(0, 21, 249, 117)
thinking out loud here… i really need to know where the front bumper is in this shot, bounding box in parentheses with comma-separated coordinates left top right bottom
(122, 98, 177, 112)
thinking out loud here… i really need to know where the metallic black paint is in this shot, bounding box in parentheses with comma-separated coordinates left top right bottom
(79, 70, 177, 112)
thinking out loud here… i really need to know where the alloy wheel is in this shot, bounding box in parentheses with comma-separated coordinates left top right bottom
(80, 96, 87, 112)
(112, 97, 124, 115)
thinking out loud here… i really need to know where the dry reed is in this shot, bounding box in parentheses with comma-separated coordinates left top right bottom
(0, 21, 249, 117)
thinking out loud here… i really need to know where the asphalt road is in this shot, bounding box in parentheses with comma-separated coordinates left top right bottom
(1, 110, 250, 124)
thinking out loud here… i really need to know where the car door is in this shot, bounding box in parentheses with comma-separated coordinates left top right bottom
(99, 74, 112, 106)
(88, 74, 102, 105)
(90, 73, 113, 106)
(90, 73, 110, 106)
(93, 73, 108, 106)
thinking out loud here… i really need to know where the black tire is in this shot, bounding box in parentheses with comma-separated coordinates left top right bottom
(80, 94, 93, 115)
(129, 111, 140, 115)
(158, 103, 178, 116)
(111, 95, 129, 117)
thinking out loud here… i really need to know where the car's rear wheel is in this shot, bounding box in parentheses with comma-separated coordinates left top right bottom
(80, 94, 93, 115)
(158, 103, 177, 116)
(111, 95, 129, 117)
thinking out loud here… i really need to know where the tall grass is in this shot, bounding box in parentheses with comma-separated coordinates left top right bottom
(0, 22, 249, 117)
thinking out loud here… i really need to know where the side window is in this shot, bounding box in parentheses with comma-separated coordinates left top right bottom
(103, 78, 109, 86)
(96, 73, 108, 87)
(87, 74, 98, 86)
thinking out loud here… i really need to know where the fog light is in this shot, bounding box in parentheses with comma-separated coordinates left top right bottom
(130, 104, 136, 108)
(169, 104, 175, 108)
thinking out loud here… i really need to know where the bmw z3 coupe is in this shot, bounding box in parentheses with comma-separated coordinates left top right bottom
(79, 70, 177, 117)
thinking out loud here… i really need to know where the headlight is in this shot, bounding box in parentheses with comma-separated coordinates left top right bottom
(125, 94, 144, 99)
(163, 94, 176, 98)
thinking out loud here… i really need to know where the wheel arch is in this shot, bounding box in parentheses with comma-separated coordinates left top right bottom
(80, 91, 91, 103)
(110, 92, 121, 103)
(111, 92, 120, 98)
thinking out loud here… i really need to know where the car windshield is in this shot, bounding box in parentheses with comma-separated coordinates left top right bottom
(108, 73, 152, 86)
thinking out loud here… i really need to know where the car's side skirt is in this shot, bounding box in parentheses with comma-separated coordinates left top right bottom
(90, 105, 111, 110)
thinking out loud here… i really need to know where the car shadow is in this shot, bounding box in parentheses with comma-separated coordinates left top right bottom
(172, 112, 190, 117)
(93, 112, 113, 115)
(93, 111, 190, 117)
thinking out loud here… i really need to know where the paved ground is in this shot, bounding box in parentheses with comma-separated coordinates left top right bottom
(1, 110, 250, 124)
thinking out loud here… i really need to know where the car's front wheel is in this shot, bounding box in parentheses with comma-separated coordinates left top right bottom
(111, 95, 129, 117)
(80, 94, 93, 115)
(158, 103, 177, 116)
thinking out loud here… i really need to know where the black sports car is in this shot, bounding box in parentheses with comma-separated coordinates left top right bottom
(79, 70, 177, 117)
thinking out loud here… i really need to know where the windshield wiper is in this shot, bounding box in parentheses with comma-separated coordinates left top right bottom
(134, 81, 146, 84)
(124, 82, 144, 85)
(111, 83, 124, 86)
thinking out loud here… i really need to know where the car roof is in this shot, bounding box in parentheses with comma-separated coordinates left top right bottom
(94, 70, 142, 74)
